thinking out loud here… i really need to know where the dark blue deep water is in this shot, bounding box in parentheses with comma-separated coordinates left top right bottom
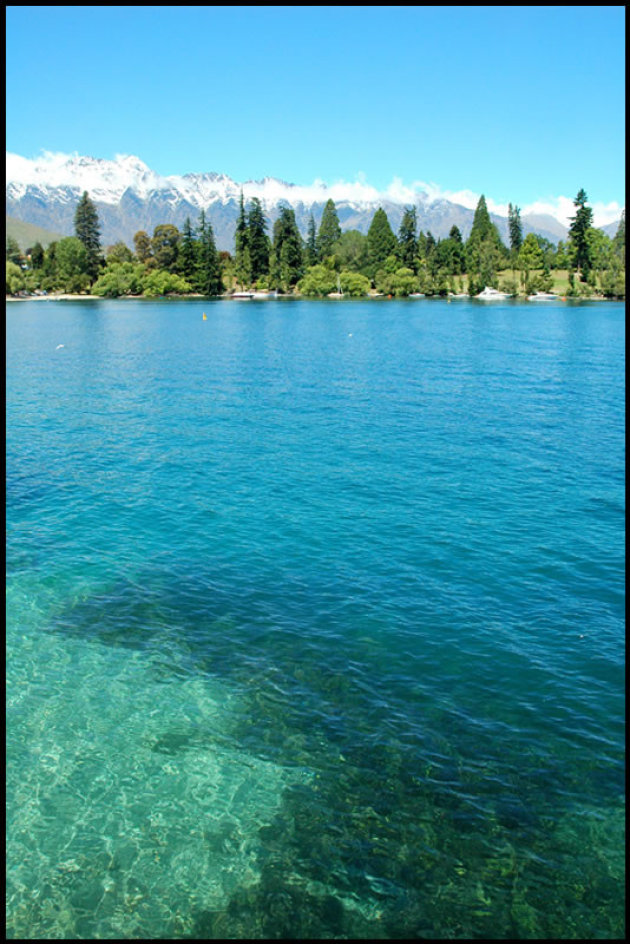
(6, 297, 625, 939)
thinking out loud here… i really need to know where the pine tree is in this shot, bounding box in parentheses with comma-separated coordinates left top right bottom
(74, 191, 102, 281)
(508, 203, 523, 267)
(178, 217, 197, 282)
(397, 207, 418, 270)
(30, 241, 45, 270)
(271, 205, 303, 291)
(367, 207, 396, 281)
(305, 213, 318, 266)
(196, 210, 222, 296)
(317, 199, 341, 261)
(448, 225, 465, 274)
(469, 195, 494, 243)
(234, 191, 250, 287)
(568, 189, 594, 281)
(465, 195, 504, 292)
(247, 197, 270, 283)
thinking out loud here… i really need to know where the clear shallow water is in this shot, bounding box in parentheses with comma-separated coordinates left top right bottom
(6, 297, 625, 939)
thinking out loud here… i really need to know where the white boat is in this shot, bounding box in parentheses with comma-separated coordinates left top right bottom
(409, 293, 425, 297)
(476, 286, 511, 300)
(527, 291, 558, 301)
(231, 291, 255, 299)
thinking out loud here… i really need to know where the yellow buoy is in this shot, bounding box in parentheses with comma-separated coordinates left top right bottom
(202, 312, 207, 320)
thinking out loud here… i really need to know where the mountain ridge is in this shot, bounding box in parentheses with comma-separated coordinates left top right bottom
(6, 152, 621, 253)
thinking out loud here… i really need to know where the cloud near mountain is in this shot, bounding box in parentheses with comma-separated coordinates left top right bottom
(5, 150, 624, 252)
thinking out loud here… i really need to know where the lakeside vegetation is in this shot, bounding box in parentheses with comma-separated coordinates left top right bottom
(6, 189, 625, 300)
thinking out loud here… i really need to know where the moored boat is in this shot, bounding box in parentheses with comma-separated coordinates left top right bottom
(476, 286, 511, 300)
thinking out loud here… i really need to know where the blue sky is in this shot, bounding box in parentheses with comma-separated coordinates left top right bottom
(6, 6, 625, 222)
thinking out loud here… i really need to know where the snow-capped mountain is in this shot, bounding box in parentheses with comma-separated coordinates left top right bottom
(6, 151, 574, 251)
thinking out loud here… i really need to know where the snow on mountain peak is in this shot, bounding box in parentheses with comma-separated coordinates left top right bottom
(6, 150, 622, 231)
(6, 151, 167, 204)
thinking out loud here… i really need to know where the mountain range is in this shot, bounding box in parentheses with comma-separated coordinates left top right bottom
(5, 152, 620, 253)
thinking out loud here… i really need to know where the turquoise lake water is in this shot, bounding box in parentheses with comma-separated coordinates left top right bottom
(6, 296, 625, 939)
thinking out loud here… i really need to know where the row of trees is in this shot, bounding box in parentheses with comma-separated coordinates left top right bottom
(232, 190, 624, 297)
(6, 189, 626, 299)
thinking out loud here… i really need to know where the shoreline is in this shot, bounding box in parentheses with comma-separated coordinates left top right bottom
(6, 292, 615, 303)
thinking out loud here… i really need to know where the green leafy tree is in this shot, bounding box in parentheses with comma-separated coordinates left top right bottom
(28, 242, 45, 270)
(367, 208, 396, 282)
(92, 262, 145, 297)
(134, 230, 154, 266)
(599, 255, 625, 298)
(339, 271, 371, 296)
(39, 241, 59, 291)
(247, 197, 270, 283)
(217, 251, 235, 292)
(568, 188, 594, 281)
(141, 269, 192, 297)
(106, 241, 134, 265)
(317, 199, 341, 261)
(517, 232, 544, 291)
(533, 235, 555, 271)
(6, 235, 23, 266)
(554, 240, 569, 269)
(377, 266, 420, 296)
(332, 229, 369, 273)
(397, 207, 418, 270)
(74, 191, 102, 281)
(297, 264, 338, 296)
(6, 261, 26, 294)
(151, 224, 180, 272)
(55, 236, 90, 293)
(586, 228, 612, 274)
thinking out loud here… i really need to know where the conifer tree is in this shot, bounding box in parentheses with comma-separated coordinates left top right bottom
(74, 190, 102, 281)
(317, 199, 341, 261)
(367, 207, 396, 281)
(271, 205, 303, 291)
(196, 210, 222, 296)
(465, 195, 504, 292)
(448, 225, 465, 274)
(397, 207, 418, 271)
(568, 189, 594, 281)
(178, 217, 197, 282)
(247, 197, 270, 283)
(234, 191, 250, 286)
(30, 241, 45, 270)
(305, 213, 318, 267)
(508, 203, 523, 267)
